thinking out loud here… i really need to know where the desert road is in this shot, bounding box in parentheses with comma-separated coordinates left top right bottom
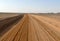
(0, 14, 60, 41)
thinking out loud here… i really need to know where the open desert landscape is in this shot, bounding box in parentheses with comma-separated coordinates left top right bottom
(0, 0, 60, 41)
(0, 13, 60, 41)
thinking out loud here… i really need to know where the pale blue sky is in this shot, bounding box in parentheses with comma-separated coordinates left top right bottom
(0, 0, 60, 13)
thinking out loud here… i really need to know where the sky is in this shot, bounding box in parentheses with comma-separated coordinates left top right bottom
(0, 0, 60, 13)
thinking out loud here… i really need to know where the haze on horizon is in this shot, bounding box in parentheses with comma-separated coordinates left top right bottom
(0, 0, 60, 13)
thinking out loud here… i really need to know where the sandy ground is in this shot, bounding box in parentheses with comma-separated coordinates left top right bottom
(0, 14, 24, 36)
(0, 14, 60, 41)
(0, 14, 20, 20)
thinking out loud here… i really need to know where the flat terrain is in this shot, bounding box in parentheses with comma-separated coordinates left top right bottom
(0, 13, 20, 20)
(0, 14, 60, 41)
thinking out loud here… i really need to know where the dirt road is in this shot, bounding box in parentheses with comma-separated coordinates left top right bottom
(0, 14, 60, 41)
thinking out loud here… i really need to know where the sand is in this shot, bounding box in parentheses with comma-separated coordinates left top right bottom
(0, 14, 60, 41)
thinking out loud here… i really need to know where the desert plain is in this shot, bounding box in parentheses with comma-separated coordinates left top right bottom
(0, 13, 60, 41)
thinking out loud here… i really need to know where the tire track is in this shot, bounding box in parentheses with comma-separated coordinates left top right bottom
(0, 14, 60, 41)
(31, 14, 60, 41)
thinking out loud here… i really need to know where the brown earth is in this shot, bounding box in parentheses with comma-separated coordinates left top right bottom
(0, 13, 20, 20)
(0, 14, 60, 41)
(0, 14, 24, 36)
